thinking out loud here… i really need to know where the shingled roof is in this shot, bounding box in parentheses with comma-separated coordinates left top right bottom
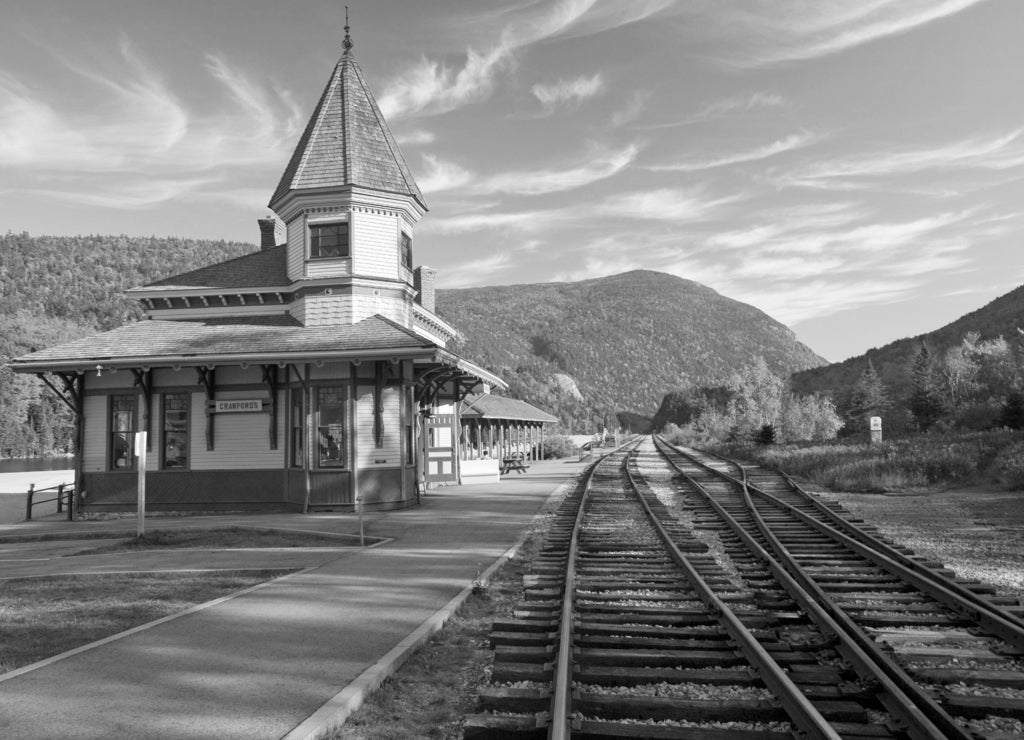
(12, 314, 435, 369)
(140, 245, 289, 291)
(460, 394, 559, 424)
(269, 49, 425, 211)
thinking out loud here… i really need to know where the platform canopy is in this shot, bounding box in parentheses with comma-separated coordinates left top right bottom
(458, 393, 559, 464)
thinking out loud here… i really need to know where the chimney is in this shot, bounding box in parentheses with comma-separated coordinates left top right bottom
(257, 216, 278, 250)
(413, 266, 436, 313)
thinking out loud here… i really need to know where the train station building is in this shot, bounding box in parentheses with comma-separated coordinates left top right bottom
(11, 27, 549, 512)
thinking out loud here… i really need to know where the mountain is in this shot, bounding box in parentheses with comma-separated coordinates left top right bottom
(792, 283, 1024, 403)
(436, 270, 825, 428)
(1, 234, 825, 444)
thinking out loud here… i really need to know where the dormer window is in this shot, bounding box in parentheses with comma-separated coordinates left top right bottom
(400, 232, 412, 269)
(310, 222, 349, 259)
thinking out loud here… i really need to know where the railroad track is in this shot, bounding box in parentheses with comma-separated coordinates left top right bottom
(463, 436, 1024, 739)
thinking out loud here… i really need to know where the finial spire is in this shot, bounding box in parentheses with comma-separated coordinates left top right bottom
(343, 6, 353, 54)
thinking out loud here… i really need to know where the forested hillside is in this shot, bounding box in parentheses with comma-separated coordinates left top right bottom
(1, 233, 255, 457)
(437, 270, 825, 431)
(792, 285, 1024, 405)
(791, 283, 1024, 435)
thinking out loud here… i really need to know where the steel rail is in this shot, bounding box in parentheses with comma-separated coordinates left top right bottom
(692, 443, 1024, 635)
(773, 467, 1024, 633)
(669, 438, 1024, 649)
(548, 440, 638, 740)
(653, 436, 966, 740)
(623, 449, 843, 739)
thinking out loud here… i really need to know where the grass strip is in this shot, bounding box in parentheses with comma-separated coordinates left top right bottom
(0, 570, 291, 673)
(324, 480, 575, 740)
(70, 526, 368, 555)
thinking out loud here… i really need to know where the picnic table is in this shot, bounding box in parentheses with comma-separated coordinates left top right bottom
(501, 455, 530, 474)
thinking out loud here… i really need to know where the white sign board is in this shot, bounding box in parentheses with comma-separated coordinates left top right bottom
(870, 416, 882, 431)
(213, 399, 264, 413)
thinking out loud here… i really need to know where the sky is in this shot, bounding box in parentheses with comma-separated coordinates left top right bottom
(1, 0, 1022, 363)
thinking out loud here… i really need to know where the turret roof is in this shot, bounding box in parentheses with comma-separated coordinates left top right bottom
(269, 49, 425, 211)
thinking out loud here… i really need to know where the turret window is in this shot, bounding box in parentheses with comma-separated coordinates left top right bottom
(310, 222, 349, 259)
(400, 232, 412, 269)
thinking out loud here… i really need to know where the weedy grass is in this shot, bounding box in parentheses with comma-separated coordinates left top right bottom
(71, 526, 360, 555)
(0, 570, 288, 673)
(325, 480, 573, 740)
(713, 430, 1024, 492)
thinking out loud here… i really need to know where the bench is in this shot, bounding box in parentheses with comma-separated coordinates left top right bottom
(501, 456, 530, 474)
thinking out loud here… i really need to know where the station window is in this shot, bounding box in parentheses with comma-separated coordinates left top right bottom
(162, 393, 189, 469)
(400, 232, 412, 269)
(309, 222, 349, 259)
(110, 394, 136, 471)
(317, 386, 347, 468)
(290, 391, 304, 468)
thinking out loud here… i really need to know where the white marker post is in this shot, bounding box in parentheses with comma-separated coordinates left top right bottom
(869, 416, 883, 445)
(135, 431, 147, 537)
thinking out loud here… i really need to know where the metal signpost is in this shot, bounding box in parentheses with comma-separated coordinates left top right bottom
(135, 431, 147, 536)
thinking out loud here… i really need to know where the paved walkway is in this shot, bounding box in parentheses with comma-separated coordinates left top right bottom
(0, 458, 588, 739)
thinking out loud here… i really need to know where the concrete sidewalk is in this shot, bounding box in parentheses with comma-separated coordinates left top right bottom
(0, 458, 586, 739)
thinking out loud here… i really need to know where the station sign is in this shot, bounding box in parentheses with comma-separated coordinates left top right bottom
(209, 399, 265, 413)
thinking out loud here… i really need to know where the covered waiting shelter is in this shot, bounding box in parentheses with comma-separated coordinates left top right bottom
(458, 394, 559, 464)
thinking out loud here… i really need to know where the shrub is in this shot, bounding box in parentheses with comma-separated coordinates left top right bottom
(956, 402, 1001, 431)
(1001, 392, 1024, 430)
(539, 435, 577, 460)
(992, 441, 1024, 490)
(754, 424, 776, 445)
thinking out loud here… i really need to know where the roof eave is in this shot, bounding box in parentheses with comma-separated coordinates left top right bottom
(12, 346, 440, 375)
(433, 349, 507, 391)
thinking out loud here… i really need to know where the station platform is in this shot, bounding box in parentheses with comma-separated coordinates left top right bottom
(0, 457, 589, 739)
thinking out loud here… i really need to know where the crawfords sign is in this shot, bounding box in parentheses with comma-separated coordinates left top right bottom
(210, 399, 265, 413)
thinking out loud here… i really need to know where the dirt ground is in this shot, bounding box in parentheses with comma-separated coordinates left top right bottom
(816, 487, 1024, 602)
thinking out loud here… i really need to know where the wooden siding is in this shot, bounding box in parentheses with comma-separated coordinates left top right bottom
(190, 390, 285, 470)
(308, 362, 352, 382)
(296, 294, 356, 326)
(354, 385, 401, 469)
(82, 470, 291, 510)
(146, 306, 289, 321)
(287, 216, 305, 281)
(287, 468, 411, 510)
(82, 395, 107, 473)
(353, 210, 399, 279)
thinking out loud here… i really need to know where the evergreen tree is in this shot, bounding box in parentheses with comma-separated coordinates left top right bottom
(846, 360, 888, 433)
(1000, 391, 1024, 429)
(908, 343, 946, 430)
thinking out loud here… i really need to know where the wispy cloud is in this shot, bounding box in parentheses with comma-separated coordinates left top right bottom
(710, 0, 991, 67)
(610, 90, 651, 128)
(428, 185, 733, 234)
(378, 0, 671, 119)
(531, 73, 605, 115)
(418, 154, 474, 193)
(0, 41, 301, 211)
(420, 141, 639, 197)
(601, 187, 739, 221)
(439, 251, 515, 289)
(778, 129, 1024, 189)
(23, 178, 214, 209)
(649, 130, 817, 172)
(478, 142, 639, 195)
(639, 91, 785, 130)
(693, 92, 785, 120)
(395, 129, 436, 146)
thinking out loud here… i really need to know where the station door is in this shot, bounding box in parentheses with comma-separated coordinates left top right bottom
(424, 413, 457, 483)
